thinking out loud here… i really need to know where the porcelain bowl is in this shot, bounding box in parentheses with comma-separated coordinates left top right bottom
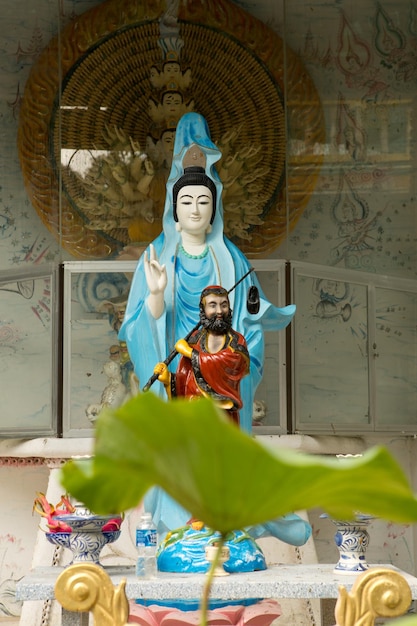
(46, 528, 121, 565)
(45, 514, 123, 565)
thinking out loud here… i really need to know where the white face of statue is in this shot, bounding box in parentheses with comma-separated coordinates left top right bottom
(176, 184, 213, 236)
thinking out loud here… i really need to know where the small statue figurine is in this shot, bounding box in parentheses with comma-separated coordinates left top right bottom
(85, 360, 127, 423)
(154, 285, 249, 426)
(86, 294, 138, 423)
(252, 399, 268, 426)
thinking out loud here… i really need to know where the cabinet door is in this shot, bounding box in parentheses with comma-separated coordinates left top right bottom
(292, 263, 370, 433)
(251, 260, 289, 434)
(292, 262, 417, 434)
(374, 285, 417, 430)
(0, 266, 57, 437)
(62, 261, 136, 437)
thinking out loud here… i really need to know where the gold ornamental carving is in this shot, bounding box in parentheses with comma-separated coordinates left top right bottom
(335, 567, 412, 626)
(55, 563, 129, 626)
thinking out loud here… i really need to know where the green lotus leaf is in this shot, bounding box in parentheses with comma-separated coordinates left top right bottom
(389, 617, 417, 626)
(60, 393, 417, 532)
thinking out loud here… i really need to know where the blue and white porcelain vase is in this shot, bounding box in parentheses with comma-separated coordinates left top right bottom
(323, 514, 373, 574)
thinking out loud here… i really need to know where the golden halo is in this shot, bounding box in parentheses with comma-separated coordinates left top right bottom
(18, 0, 324, 259)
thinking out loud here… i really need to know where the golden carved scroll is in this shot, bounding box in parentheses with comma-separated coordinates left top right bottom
(334, 567, 412, 626)
(55, 563, 129, 626)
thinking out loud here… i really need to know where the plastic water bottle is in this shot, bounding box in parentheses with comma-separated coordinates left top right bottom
(135, 512, 157, 577)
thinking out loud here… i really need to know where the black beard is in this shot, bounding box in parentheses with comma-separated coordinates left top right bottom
(201, 311, 232, 334)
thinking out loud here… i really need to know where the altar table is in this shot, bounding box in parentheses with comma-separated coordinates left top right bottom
(16, 563, 417, 626)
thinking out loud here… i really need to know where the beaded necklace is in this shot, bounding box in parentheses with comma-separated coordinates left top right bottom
(179, 243, 209, 259)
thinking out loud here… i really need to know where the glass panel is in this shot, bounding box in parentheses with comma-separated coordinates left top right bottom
(293, 266, 370, 431)
(0, 267, 56, 436)
(62, 261, 136, 437)
(251, 260, 287, 434)
(375, 286, 417, 427)
(278, 0, 417, 285)
(5, 0, 417, 440)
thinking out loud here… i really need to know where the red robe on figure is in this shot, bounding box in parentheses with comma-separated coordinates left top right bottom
(171, 327, 250, 425)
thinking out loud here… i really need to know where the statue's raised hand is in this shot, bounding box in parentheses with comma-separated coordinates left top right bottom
(144, 245, 167, 319)
(144, 244, 167, 294)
